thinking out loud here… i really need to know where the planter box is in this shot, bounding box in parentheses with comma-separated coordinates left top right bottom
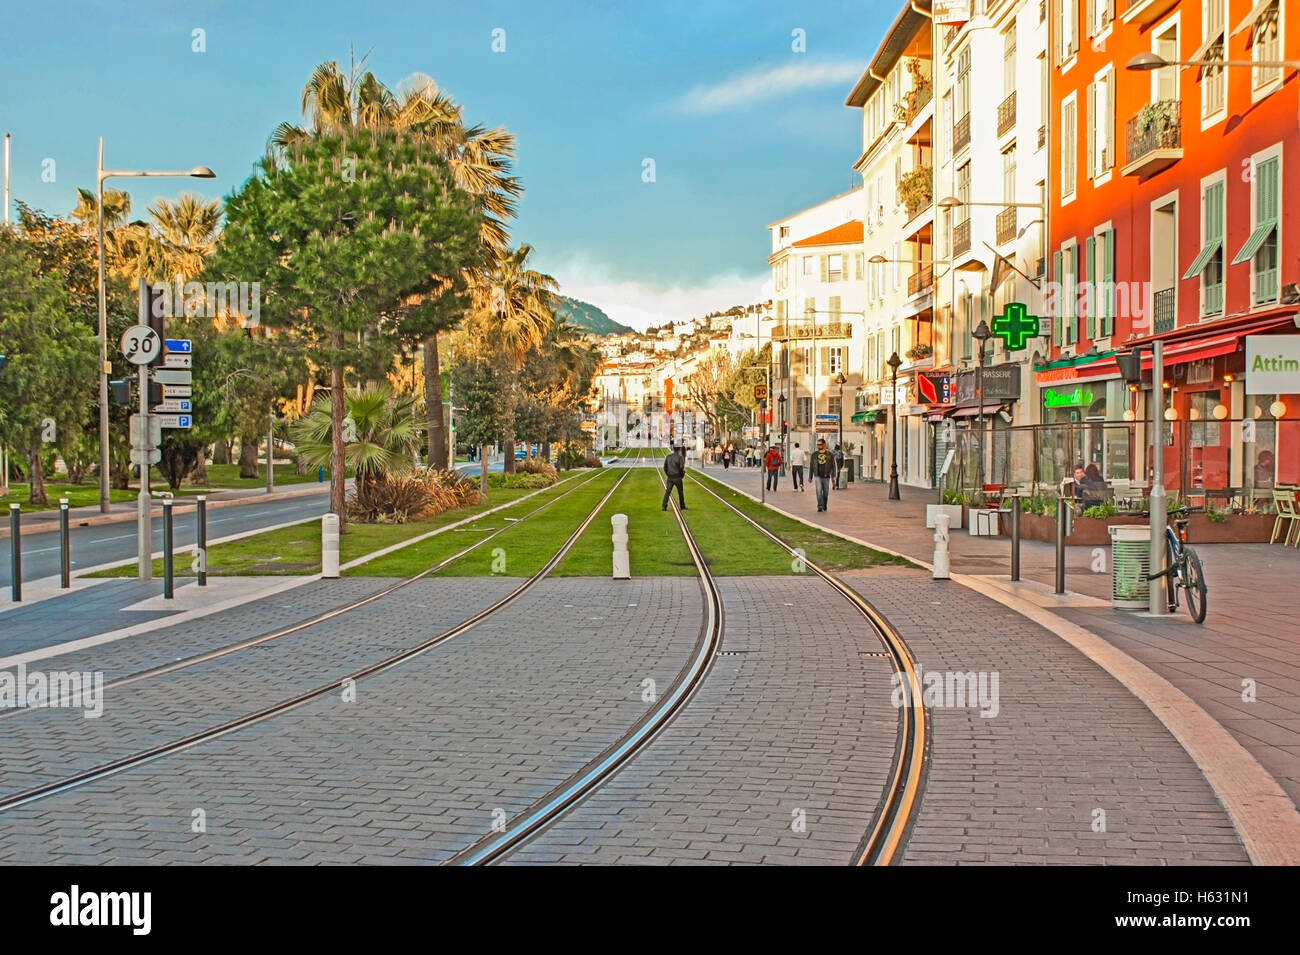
(1007, 512, 1277, 546)
(926, 503, 963, 530)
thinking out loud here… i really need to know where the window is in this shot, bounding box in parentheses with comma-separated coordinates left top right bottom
(1183, 179, 1225, 316)
(956, 47, 971, 125)
(1088, 0, 1114, 36)
(803, 256, 814, 276)
(854, 252, 864, 280)
(957, 162, 971, 224)
(1087, 67, 1114, 178)
(828, 396, 843, 417)
(1190, 391, 1222, 447)
(780, 225, 790, 239)
(1251, 2, 1282, 91)
(829, 347, 844, 375)
(1053, 243, 1079, 346)
(1003, 145, 1017, 203)
(1153, 21, 1179, 103)
(827, 254, 843, 281)
(1056, 0, 1078, 65)
(1061, 95, 1077, 201)
(1200, 0, 1227, 118)
(1004, 28, 1016, 97)
(1232, 153, 1280, 305)
(942, 91, 953, 157)
(796, 396, 813, 427)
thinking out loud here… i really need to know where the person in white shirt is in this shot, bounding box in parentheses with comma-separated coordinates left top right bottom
(789, 442, 806, 491)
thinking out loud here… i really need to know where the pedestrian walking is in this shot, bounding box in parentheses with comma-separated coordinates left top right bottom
(721, 446, 732, 470)
(763, 444, 782, 492)
(661, 445, 687, 510)
(833, 444, 845, 489)
(811, 438, 836, 512)
(789, 442, 806, 491)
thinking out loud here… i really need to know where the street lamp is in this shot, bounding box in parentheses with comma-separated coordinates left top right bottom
(777, 393, 787, 476)
(833, 370, 847, 448)
(972, 318, 992, 490)
(886, 352, 902, 500)
(1126, 51, 1299, 72)
(96, 138, 215, 514)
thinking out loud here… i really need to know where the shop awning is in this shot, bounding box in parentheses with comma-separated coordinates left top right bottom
(924, 405, 956, 422)
(850, 410, 878, 424)
(950, 404, 1002, 418)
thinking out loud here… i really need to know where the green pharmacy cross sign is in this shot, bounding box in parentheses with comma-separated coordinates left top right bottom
(991, 302, 1040, 351)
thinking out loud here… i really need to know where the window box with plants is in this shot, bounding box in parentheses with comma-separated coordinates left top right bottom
(905, 343, 933, 362)
(899, 165, 932, 217)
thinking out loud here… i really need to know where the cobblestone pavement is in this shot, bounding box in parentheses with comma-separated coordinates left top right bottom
(0, 579, 701, 864)
(842, 568, 1247, 865)
(508, 575, 898, 865)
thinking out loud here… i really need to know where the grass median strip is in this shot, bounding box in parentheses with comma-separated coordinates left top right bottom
(689, 470, 913, 572)
(554, 470, 694, 576)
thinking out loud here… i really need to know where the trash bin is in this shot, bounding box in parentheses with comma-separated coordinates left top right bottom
(847, 459, 855, 483)
(1109, 525, 1150, 610)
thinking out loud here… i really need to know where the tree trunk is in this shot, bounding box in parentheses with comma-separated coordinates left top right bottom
(479, 444, 489, 495)
(542, 439, 551, 467)
(330, 344, 347, 532)
(27, 449, 48, 507)
(424, 332, 447, 470)
(212, 439, 231, 465)
(189, 451, 209, 486)
(238, 437, 260, 479)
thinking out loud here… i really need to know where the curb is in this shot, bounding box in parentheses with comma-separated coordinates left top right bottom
(695, 468, 1300, 866)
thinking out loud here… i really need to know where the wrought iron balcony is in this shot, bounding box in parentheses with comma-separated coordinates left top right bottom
(997, 92, 1016, 138)
(954, 113, 971, 153)
(1153, 287, 1176, 332)
(953, 218, 971, 256)
(1038, 124, 1046, 150)
(1123, 100, 1182, 178)
(996, 206, 1017, 246)
(908, 264, 934, 297)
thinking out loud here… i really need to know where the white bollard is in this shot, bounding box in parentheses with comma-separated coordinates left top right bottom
(322, 512, 340, 578)
(611, 513, 630, 580)
(932, 512, 951, 580)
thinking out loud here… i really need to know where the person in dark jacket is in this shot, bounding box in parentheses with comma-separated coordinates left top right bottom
(662, 445, 687, 510)
(810, 438, 837, 512)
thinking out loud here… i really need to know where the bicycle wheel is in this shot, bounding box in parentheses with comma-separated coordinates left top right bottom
(1163, 534, 1178, 612)
(1182, 546, 1208, 624)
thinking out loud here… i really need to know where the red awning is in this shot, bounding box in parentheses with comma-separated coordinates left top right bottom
(924, 405, 956, 422)
(950, 404, 1002, 418)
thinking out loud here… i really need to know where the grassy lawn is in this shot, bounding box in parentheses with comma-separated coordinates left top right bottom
(3, 484, 135, 511)
(146, 463, 353, 495)
(82, 481, 563, 579)
(689, 471, 913, 572)
(554, 470, 695, 576)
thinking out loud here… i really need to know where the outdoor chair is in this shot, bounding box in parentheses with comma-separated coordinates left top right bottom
(1270, 486, 1299, 546)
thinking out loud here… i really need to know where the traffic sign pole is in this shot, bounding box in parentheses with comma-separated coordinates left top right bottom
(136, 280, 152, 581)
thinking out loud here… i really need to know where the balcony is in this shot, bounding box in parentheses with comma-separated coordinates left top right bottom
(779, 321, 853, 341)
(1122, 0, 1180, 28)
(953, 219, 971, 257)
(997, 92, 1016, 138)
(895, 81, 933, 127)
(908, 264, 934, 297)
(1037, 124, 1046, 150)
(954, 113, 971, 154)
(1122, 100, 1182, 178)
(899, 165, 933, 220)
(996, 206, 1017, 246)
(1153, 287, 1176, 333)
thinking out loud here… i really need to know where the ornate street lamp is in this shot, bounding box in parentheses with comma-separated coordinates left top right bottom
(973, 318, 992, 489)
(778, 393, 787, 475)
(886, 352, 902, 500)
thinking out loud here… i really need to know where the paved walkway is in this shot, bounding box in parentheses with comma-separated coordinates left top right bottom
(702, 463, 1300, 821)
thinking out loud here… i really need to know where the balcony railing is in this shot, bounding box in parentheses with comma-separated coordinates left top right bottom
(953, 219, 971, 256)
(1123, 100, 1182, 178)
(777, 321, 854, 341)
(896, 82, 933, 127)
(997, 92, 1016, 138)
(908, 264, 934, 297)
(1153, 287, 1176, 332)
(996, 206, 1017, 246)
(1038, 124, 1046, 150)
(954, 113, 971, 153)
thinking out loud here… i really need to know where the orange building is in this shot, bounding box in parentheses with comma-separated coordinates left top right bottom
(1044, 0, 1299, 495)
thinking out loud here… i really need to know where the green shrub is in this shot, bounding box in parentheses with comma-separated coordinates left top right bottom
(580, 455, 603, 469)
(516, 458, 558, 480)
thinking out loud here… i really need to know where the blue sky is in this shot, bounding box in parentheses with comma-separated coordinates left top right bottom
(2, 0, 888, 329)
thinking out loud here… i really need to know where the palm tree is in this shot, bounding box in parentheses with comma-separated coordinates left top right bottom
(289, 382, 423, 498)
(148, 193, 222, 285)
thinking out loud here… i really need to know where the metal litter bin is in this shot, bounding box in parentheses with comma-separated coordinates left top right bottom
(1109, 524, 1150, 610)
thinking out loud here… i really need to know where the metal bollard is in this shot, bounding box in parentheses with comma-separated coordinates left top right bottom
(162, 499, 175, 600)
(59, 498, 70, 589)
(611, 513, 630, 579)
(1010, 496, 1021, 582)
(1055, 496, 1068, 595)
(9, 503, 20, 602)
(322, 512, 340, 578)
(196, 495, 207, 586)
(932, 512, 951, 580)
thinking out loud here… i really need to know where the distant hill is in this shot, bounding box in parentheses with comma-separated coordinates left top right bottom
(556, 296, 633, 336)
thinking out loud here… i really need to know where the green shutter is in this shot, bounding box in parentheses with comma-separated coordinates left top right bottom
(1102, 229, 1115, 336)
(1053, 250, 1064, 346)
(1085, 235, 1096, 339)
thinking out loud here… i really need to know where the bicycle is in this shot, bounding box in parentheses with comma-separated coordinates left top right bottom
(1146, 506, 1208, 624)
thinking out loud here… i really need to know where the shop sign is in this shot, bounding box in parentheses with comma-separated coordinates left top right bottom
(1043, 386, 1093, 408)
(934, 0, 972, 24)
(1245, 335, 1300, 394)
(956, 364, 1022, 403)
(918, 373, 953, 404)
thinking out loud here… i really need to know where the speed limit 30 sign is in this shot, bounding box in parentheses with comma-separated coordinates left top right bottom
(120, 326, 162, 366)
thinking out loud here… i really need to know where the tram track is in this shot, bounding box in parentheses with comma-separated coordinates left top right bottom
(0, 465, 635, 815)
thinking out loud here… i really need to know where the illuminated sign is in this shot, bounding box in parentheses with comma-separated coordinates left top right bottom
(918, 373, 952, 404)
(1043, 387, 1094, 408)
(991, 302, 1041, 351)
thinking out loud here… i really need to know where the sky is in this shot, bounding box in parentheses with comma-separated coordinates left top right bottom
(1, 0, 890, 331)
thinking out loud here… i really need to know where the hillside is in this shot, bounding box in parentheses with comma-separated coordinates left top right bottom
(556, 296, 633, 336)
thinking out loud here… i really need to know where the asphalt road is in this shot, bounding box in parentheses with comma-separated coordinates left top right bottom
(0, 490, 332, 588)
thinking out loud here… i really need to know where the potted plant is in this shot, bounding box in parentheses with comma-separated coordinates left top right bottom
(905, 342, 933, 361)
(898, 165, 932, 216)
(927, 487, 965, 530)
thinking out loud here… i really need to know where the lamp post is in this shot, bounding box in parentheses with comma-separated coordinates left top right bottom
(1126, 51, 1300, 73)
(887, 351, 902, 500)
(972, 318, 992, 490)
(778, 393, 787, 475)
(833, 371, 847, 449)
(96, 139, 215, 514)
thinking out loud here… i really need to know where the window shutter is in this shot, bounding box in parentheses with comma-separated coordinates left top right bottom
(1263, 157, 1279, 224)
(1069, 246, 1079, 343)
(819, 347, 830, 374)
(1103, 229, 1115, 336)
(1087, 0, 1095, 37)
(1105, 72, 1115, 170)
(1056, 0, 1063, 63)
(1085, 235, 1096, 339)
(820, 255, 829, 282)
(1086, 83, 1096, 178)
(1053, 250, 1064, 345)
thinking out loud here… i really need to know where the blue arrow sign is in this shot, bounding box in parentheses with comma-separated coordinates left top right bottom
(164, 339, 192, 353)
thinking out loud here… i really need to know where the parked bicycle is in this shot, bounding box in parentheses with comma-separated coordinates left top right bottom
(1147, 506, 1208, 624)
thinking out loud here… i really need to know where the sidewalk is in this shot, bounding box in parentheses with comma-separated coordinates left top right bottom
(702, 463, 1300, 814)
(0, 480, 334, 538)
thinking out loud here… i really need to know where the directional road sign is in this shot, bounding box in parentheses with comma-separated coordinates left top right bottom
(130, 448, 162, 467)
(129, 414, 161, 448)
(161, 384, 192, 398)
(162, 352, 192, 369)
(120, 326, 162, 366)
(156, 414, 193, 429)
(153, 369, 192, 385)
(164, 339, 192, 353)
(154, 399, 193, 413)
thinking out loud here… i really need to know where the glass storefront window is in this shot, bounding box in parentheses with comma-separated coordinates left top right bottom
(1189, 390, 1221, 447)
(1248, 393, 1279, 490)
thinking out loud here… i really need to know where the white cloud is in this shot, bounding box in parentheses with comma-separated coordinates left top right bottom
(674, 60, 866, 115)
(553, 259, 768, 332)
